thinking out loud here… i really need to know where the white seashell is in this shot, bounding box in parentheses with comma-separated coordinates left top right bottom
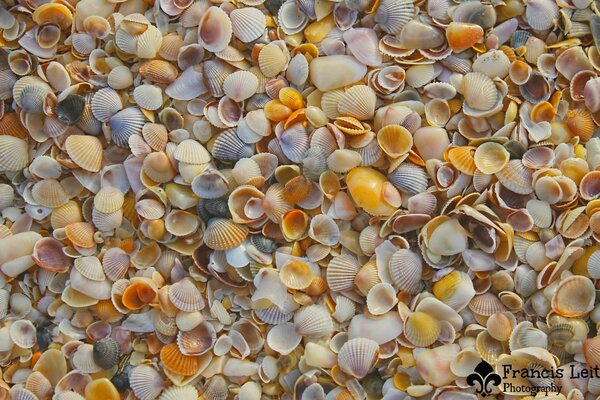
(294, 305, 334, 337)
(337, 338, 379, 379)
(230, 7, 266, 43)
(198, 6, 232, 52)
(91, 87, 123, 123)
(223, 70, 259, 102)
(133, 84, 163, 110)
(165, 66, 208, 101)
(343, 28, 382, 67)
(266, 322, 301, 355)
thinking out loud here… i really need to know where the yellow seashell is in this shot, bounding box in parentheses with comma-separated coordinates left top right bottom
(346, 167, 397, 217)
(304, 14, 335, 43)
(377, 124, 413, 158)
(447, 146, 477, 175)
(278, 87, 303, 110)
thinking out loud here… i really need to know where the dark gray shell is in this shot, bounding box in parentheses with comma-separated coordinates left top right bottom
(93, 337, 121, 370)
(250, 235, 277, 253)
(56, 94, 86, 126)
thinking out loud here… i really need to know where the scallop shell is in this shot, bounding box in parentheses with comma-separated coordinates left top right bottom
(129, 365, 164, 400)
(377, 125, 413, 158)
(496, 160, 534, 195)
(65, 135, 103, 173)
(10, 319, 36, 348)
(259, 42, 289, 78)
(326, 254, 360, 291)
(388, 163, 429, 195)
(32, 179, 69, 208)
(174, 139, 211, 164)
(74, 256, 105, 281)
(474, 142, 510, 175)
(374, 0, 415, 34)
(230, 7, 266, 43)
(176, 321, 216, 356)
(168, 278, 205, 312)
(294, 305, 334, 337)
(133, 84, 163, 111)
(551, 275, 595, 317)
(92, 337, 120, 370)
(337, 338, 379, 379)
(461, 72, 499, 112)
(525, 0, 559, 31)
(0, 135, 29, 171)
(223, 70, 259, 102)
(102, 247, 130, 281)
(109, 107, 146, 148)
(91, 88, 123, 123)
(389, 249, 423, 294)
(203, 218, 248, 250)
(56, 94, 86, 126)
(338, 85, 377, 121)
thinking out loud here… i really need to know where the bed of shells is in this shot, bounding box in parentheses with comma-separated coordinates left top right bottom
(2, 0, 600, 398)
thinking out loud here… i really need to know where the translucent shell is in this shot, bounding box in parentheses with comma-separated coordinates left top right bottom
(474, 142, 510, 175)
(551, 275, 596, 317)
(377, 125, 413, 158)
(280, 260, 313, 289)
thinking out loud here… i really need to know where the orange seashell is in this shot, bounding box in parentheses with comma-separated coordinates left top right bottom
(282, 175, 312, 204)
(121, 280, 157, 310)
(64, 222, 96, 248)
(447, 146, 477, 175)
(284, 108, 307, 129)
(566, 109, 595, 142)
(530, 101, 555, 123)
(160, 343, 201, 375)
(334, 116, 370, 135)
(264, 100, 292, 121)
(446, 22, 484, 52)
(281, 209, 309, 241)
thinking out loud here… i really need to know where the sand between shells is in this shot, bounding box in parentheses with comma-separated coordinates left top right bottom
(3, 0, 600, 399)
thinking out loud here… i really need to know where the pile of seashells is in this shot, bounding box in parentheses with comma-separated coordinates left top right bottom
(3, 0, 600, 398)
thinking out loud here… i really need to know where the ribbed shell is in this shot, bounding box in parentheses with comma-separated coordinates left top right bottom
(230, 7, 266, 43)
(294, 305, 334, 337)
(102, 247, 130, 281)
(92, 337, 120, 369)
(326, 254, 361, 291)
(168, 278, 205, 312)
(203, 218, 248, 251)
(32, 179, 68, 208)
(65, 135, 103, 172)
(109, 107, 146, 148)
(159, 385, 199, 400)
(0, 135, 28, 171)
(129, 365, 164, 400)
(212, 129, 254, 162)
(174, 139, 211, 164)
(389, 249, 423, 294)
(337, 338, 379, 379)
(388, 163, 430, 195)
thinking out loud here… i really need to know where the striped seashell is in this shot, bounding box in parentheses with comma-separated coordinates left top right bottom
(496, 159, 534, 195)
(203, 218, 248, 250)
(174, 139, 211, 164)
(102, 247, 130, 281)
(107, 65, 133, 90)
(165, 65, 208, 101)
(0, 135, 29, 171)
(32, 179, 69, 208)
(388, 163, 430, 195)
(65, 135, 103, 172)
(160, 342, 201, 375)
(337, 338, 379, 379)
(169, 278, 205, 312)
(230, 7, 266, 43)
(137, 25, 163, 59)
(255, 304, 294, 325)
(223, 70, 259, 102)
(92, 337, 120, 369)
(279, 123, 309, 163)
(389, 249, 423, 294)
(159, 385, 198, 400)
(326, 254, 360, 291)
(212, 129, 254, 162)
(140, 60, 179, 84)
(403, 311, 441, 347)
(374, 0, 414, 34)
(258, 42, 289, 78)
(294, 305, 334, 337)
(133, 84, 163, 111)
(74, 256, 105, 281)
(109, 107, 146, 148)
(129, 365, 164, 400)
(338, 85, 377, 121)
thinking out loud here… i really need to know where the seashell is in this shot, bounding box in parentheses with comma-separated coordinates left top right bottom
(461, 72, 498, 112)
(343, 28, 382, 67)
(143, 151, 176, 184)
(286, 54, 309, 86)
(159, 385, 198, 400)
(519, 72, 551, 103)
(397, 20, 445, 49)
(551, 275, 595, 317)
(432, 270, 475, 311)
(281, 209, 309, 241)
(327, 254, 360, 291)
(278, 0, 309, 34)
(165, 66, 207, 101)
(280, 260, 313, 289)
(169, 278, 205, 312)
(309, 55, 367, 92)
(177, 321, 216, 355)
(203, 218, 248, 250)
(389, 249, 423, 294)
(223, 71, 259, 103)
(446, 22, 484, 52)
(91, 88, 123, 123)
(413, 127, 450, 162)
(374, 0, 414, 35)
(496, 160, 534, 195)
(294, 305, 334, 337)
(469, 292, 506, 316)
(405, 64, 438, 88)
(174, 139, 211, 164)
(308, 214, 340, 246)
(525, 0, 559, 31)
(259, 42, 289, 78)
(366, 283, 397, 315)
(107, 66, 134, 90)
(10, 319, 36, 348)
(212, 129, 254, 162)
(0, 135, 29, 171)
(133, 85, 163, 111)
(65, 135, 103, 173)
(129, 365, 164, 400)
(92, 337, 120, 369)
(338, 85, 376, 121)
(102, 247, 130, 281)
(474, 142, 510, 175)
(230, 7, 266, 43)
(109, 107, 146, 148)
(388, 163, 429, 195)
(377, 125, 413, 158)
(424, 99, 451, 128)
(74, 256, 105, 281)
(140, 60, 179, 85)
(267, 322, 302, 355)
(473, 49, 511, 79)
(327, 149, 362, 173)
(9, 387, 39, 400)
(337, 338, 379, 379)
(56, 94, 86, 126)
(32, 179, 69, 208)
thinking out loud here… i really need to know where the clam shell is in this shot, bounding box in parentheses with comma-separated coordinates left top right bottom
(366, 282, 398, 315)
(496, 160, 534, 195)
(56, 94, 86, 126)
(159, 386, 198, 400)
(525, 0, 559, 31)
(176, 321, 216, 355)
(389, 249, 423, 294)
(102, 247, 130, 281)
(74, 256, 105, 281)
(203, 218, 248, 251)
(174, 139, 211, 164)
(388, 163, 429, 195)
(32, 179, 69, 208)
(266, 322, 302, 355)
(259, 42, 289, 78)
(133, 84, 163, 111)
(223, 70, 259, 102)
(198, 6, 232, 52)
(280, 260, 313, 290)
(343, 28, 382, 67)
(461, 72, 498, 112)
(474, 142, 510, 175)
(109, 107, 146, 148)
(377, 125, 413, 158)
(337, 338, 379, 379)
(404, 311, 441, 347)
(551, 275, 595, 317)
(10, 319, 36, 348)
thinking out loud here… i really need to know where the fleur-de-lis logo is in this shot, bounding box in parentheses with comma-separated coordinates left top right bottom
(467, 360, 502, 397)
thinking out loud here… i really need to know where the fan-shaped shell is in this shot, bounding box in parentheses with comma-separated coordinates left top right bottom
(198, 6, 232, 53)
(337, 338, 379, 379)
(230, 7, 266, 43)
(65, 135, 103, 172)
(294, 305, 334, 337)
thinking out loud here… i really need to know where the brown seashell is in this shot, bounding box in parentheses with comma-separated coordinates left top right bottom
(122, 280, 157, 310)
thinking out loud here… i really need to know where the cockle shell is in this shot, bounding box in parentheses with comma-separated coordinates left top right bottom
(337, 338, 379, 379)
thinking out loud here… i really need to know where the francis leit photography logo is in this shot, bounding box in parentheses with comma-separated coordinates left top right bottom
(466, 359, 585, 397)
(467, 361, 501, 397)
